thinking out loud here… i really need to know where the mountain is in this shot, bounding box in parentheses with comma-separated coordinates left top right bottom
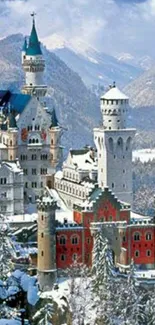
(115, 53, 155, 71)
(0, 34, 100, 153)
(53, 46, 143, 89)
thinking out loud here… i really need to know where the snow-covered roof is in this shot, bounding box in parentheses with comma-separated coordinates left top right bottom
(130, 211, 151, 221)
(0, 161, 22, 173)
(70, 149, 97, 171)
(101, 86, 128, 100)
(55, 170, 63, 179)
(8, 213, 37, 224)
(49, 189, 74, 223)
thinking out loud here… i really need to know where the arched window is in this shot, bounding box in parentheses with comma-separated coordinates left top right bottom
(146, 250, 151, 257)
(72, 253, 77, 261)
(126, 137, 132, 151)
(59, 236, 66, 245)
(29, 139, 32, 144)
(135, 250, 139, 257)
(71, 235, 79, 245)
(60, 254, 66, 261)
(10, 155, 13, 160)
(36, 139, 39, 143)
(134, 232, 140, 241)
(10, 140, 12, 146)
(108, 137, 113, 152)
(117, 137, 123, 150)
(146, 233, 152, 241)
(32, 139, 35, 143)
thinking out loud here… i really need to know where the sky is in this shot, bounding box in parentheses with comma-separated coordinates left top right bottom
(0, 0, 155, 57)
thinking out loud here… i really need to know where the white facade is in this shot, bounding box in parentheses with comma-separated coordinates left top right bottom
(94, 85, 136, 205)
(55, 148, 97, 209)
(0, 161, 24, 216)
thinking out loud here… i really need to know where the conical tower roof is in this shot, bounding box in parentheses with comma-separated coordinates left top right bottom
(50, 109, 59, 128)
(26, 17, 42, 56)
(8, 112, 17, 129)
(22, 37, 27, 52)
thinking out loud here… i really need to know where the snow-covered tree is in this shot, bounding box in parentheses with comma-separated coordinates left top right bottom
(33, 301, 54, 325)
(92, 230, 116, 324)
(0, 214, 13, 280)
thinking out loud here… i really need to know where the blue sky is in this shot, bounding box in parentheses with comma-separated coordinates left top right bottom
(0, 0, 155, 57)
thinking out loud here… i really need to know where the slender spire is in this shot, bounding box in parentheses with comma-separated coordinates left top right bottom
(26, 12, 42, 56)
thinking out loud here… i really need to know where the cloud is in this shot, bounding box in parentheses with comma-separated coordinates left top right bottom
(0, 0, 154, 58)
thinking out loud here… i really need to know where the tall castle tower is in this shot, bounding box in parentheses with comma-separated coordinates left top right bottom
(94, 83, 136, 205)
(37, 191, 57, 290)
(22, 14, 47, 98)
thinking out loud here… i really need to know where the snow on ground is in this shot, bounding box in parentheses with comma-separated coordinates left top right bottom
(135, 270, 155, 279)
(0, 320, 20, 325)
(133, 148, 155, 163)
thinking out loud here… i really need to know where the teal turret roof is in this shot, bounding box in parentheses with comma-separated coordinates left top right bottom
(8, 112, 17, 129)
(26, 18, 42, 56)
(22, 37, 27, 52)
(50, 109, 59, 127)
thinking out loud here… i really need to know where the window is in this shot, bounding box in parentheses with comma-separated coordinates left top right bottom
(134, 232, 140, 241)
(32, 154, 37, 160)
(123, 236, 126, 242)
(0, 178, 7, 185)
(87, 237, 91, 244)
(146, 233, 152, 241)
(25, 182, 28, 188)
(72, 253, 77, 261)
(41, 182, 43, 188)
(109, 216, 113, 221)
(32, 182, 37, 188)
(20, 155, 27, 161)
(32, 168, 37, 175)
(41, 215, 44, 221)
(10, 140, 12, 146)
(41, 251, 44, 256)
(10, 155, 13, 160)
(41, 154, 48, 160)
(23, 169, 28, 175)
(71, 236, 78, 245)
(1, 206, 7, 212)
(135, 250, 139, 257)
(60, 236, 66, 245)
(41, 233, 44, 238)
(40, 168, 47, 175)
(60, 254, 66, 261)
(112, 183, 114, 188)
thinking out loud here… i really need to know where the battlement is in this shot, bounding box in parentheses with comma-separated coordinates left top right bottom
(37, 196, 57, 211)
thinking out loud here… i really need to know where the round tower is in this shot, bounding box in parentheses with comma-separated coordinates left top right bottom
(37, 192, 57, 291)
(7, 112, 18, 161)
(94, 83, 136, 206)
(22, 14, 47, 98)
(49, 109, 63, 169)
(100, 82, 129, 130)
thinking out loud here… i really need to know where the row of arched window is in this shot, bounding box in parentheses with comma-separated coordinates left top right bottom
(58, 235, 79, 245)
(60, 253, 78, 262)
(0, 137, 14, 146)
(134, 232, 152, 241)
(29, 138, 39, 144)
(102, 99, 128, 105)
(102, 108, 127, 114)
(27, 125, 40, 131)
(64, 170, 78, 181)
(56, 181, 85, 198)
(135, 250, 151, 258)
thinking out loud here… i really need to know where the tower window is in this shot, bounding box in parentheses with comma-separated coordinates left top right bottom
(41, 215, 44, 221)
(41, 251, 44, 256)
(32, 168, 37, 175)
(32, 154, 37, 160)
(112, 183, 114, 188)
(41, 233, 44, 238)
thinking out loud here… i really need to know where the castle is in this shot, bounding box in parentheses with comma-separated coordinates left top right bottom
(0, 15, 154, 290)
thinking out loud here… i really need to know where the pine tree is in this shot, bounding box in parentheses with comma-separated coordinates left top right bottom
(92, 229, 116, 325)
(0, 214, 13, 280)
(33, 301, 54, 325)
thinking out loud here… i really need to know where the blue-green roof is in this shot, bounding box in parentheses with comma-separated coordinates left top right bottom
(50, 109, 59, 127)
(22, 37, 27, 52)
(26, 20, 42, 56)
(8, 112, 17, 128)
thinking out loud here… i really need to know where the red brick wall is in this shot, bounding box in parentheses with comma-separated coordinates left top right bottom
(56, 229, 83, 269)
